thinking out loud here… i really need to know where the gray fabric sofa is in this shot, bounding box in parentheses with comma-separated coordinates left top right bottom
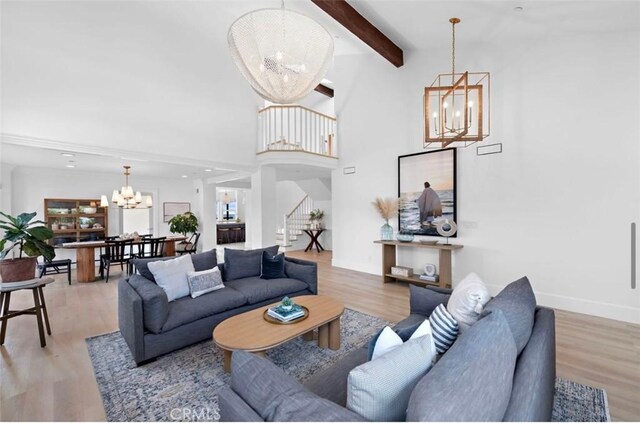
(219, 277, 556, 422)
(118, 247, 317, 365)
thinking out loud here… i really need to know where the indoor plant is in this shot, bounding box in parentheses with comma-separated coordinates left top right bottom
(0, 212, 55, 282)
(169, 212, 199, 250)
(373, 197, 398, 241)
(309, 209, 325, 229)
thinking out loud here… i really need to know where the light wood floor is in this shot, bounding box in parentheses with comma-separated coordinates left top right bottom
(0, 251, 638, 421)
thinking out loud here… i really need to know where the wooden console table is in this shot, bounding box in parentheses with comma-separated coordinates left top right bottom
(374, 240, 463, 288)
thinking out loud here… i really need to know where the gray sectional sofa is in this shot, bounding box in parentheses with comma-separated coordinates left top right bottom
(219, 277, 556, 422)
(118, 247, 317, 365)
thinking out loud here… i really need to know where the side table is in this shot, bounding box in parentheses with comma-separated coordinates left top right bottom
(0, 277, 55, 347)
(303, 229, 325, 252)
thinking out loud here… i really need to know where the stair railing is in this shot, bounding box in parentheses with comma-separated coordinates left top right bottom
(257, 105, 337, 158)
(282, 195, 312, 246)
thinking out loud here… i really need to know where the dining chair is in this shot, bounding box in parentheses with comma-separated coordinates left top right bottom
(178, 233, 200, 255)
(38, 256, 72, 285)
(100, 239, 134, 282)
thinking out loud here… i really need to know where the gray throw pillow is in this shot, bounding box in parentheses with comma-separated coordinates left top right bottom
(224, 246, 279, 281)
(347, 335, 434, 421)
(482, 276, 537, 354)
(187, 267, 224, 298)
(410, 284, 451, 316)
(132, 249, 217, 282)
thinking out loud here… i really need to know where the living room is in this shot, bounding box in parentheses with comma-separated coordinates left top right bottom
(1, 0, 639, 422)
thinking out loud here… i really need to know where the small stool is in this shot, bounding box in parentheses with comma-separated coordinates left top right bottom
(218, 228, 230, 244)
(231, 227, 242, 243)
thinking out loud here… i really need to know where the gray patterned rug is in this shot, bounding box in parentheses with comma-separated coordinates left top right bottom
(87, 309, 610, 422)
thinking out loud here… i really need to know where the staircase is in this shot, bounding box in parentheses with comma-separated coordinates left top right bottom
(276, 195, 312, 250)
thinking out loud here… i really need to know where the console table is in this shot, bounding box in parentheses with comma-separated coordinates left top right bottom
(374, 240, 463, 288)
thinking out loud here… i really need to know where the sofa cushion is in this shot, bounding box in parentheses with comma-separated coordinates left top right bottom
(284, 259, 317, 293)
(224, 246, 279, 281)
(231, 351, 366, 422)
(347, 336, 435, 421)
(225, 277, 309, 305)
(127, 274, 169, 334)
(147, 254, 195, 301)
(447, 272, 491, 332)
(483, 276, 537, 355)
(406, 309, 517, 422)
(132, 249, 217, 282)
(410, 284, 451, 316)
(161, 287, 248, 332)
(261, 251, 286, 280)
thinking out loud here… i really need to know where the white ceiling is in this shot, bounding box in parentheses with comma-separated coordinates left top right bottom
(1, 0, 637, 178)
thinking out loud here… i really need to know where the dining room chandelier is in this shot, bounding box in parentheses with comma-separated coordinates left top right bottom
(227, 1, 334, 104)
(424, 18, 490, 149)
(111, 166, 151, 209)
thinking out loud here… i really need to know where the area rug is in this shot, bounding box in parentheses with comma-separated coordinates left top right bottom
(87, 309, 610, 422)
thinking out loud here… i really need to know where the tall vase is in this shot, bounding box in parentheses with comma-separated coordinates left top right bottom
(380, 220, 393, 241)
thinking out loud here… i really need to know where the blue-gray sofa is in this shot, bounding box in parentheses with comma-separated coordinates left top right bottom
(219, 277, 556, 422)
(117, 247, 317, 365)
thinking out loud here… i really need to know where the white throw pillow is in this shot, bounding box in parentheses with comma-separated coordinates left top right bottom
(447, 272, 491, 332)
(372, 320, 437, 361)
(348, 336, 436, 421)
(187, 267, 224, 298)
(147, 254, 195, 301)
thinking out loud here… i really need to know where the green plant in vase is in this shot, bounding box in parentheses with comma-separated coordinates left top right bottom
(309, 209, 325, 229)
(169, 212, 199, 250)
(281, 296, 295, 311)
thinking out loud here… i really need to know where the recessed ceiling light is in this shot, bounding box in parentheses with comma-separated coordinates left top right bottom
(181, 175, 188, 178)
(65, 164, 75, 168)
(204, 169, 212, 172)
(514, 6, 524, 11)
(61, 153, 75, 157)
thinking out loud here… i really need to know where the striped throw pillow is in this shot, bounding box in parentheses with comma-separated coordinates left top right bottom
(429, 303, 459, 354)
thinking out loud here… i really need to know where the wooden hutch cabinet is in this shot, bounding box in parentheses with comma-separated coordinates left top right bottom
(43, 198, 109, 247)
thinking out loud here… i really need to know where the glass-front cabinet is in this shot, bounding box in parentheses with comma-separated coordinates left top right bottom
(43, 198, 109, 246)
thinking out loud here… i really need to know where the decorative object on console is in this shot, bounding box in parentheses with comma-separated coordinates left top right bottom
(396, 231, 415, 242)
(309, 209, 325, 229)
(419, 274, 439, 283)
(227, 1, 334, 104)
(399, 149, 457, 237)
(436, 219, 458, 244)
(424, 17, 490, 148)
(373, 197, 398, 241)
(391, 266, 413, 277)
(110, 166, 150, 209)
(423, 263, 437, 276)
(0, 212, 55, 282)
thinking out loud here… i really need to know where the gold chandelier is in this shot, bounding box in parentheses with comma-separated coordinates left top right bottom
(111, 166, 152, 209)
(424, 18, 490, 148)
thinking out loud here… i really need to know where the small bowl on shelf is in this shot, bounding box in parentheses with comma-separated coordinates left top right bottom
(396, 232, 415, 243)
(82, 207, 97, 214)
(80, 224, 90, 229)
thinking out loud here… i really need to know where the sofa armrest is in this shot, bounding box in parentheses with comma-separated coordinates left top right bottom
(284, 257, 317, 294)
(118, 277, 146, 364)
(229, 351, 365, 422)
(409, 284, 452, 316)
(126, 274, 169, 334)
(219, 388, 264, 422)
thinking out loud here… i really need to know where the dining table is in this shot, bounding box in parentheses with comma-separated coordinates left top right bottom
(62, 235, 187, 283)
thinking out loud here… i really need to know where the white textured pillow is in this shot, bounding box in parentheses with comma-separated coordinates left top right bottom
(348, 336, 436, 421)
(447, 272, 491, 332)
(147, 254, 195, 301)
(187, 267, 224, 298)
(372, 320, 437, 361)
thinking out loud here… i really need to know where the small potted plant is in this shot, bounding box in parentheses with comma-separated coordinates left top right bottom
(0, 212, 55, 282)
(309, 209, 325, 229)
(169, 212, 199, 251)
(281, 296, 295, 311)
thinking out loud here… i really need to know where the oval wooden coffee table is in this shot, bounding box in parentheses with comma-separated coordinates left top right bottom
(213, 295, 344, 372)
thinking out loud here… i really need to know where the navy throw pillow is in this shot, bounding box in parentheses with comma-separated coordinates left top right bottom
(366, 322, 422, 361)
(260, 251, 286, 280)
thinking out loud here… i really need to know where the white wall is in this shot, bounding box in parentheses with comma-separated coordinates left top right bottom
(11, 166, 197, 260)
(332, 30, 640, 323)
(276, 181, 307, 219)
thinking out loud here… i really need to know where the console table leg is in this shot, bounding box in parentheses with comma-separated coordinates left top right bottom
(382, 243, 396, 283)
(439, 250, 452, 288)
(318, 324, 329, 348)
(328, 319, 340, 350)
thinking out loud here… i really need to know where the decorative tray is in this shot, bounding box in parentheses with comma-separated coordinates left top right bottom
(263, 306, 310, 325)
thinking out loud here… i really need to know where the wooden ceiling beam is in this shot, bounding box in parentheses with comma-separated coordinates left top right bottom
(314, 83, 334, 98)
(311, 0, 404, 68)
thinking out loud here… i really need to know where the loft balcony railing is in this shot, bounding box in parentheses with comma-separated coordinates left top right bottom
(257, 105, 337, 158)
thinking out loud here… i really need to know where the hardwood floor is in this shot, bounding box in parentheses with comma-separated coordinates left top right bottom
(0, 250, 638, 421)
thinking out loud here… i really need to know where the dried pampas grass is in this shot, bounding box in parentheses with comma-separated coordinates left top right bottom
(373, 197, 398, 220)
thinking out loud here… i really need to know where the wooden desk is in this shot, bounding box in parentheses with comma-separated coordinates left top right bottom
(374, 240, 463, 288)
(1, 277, 55, 347)
(62, 236, 186, 282)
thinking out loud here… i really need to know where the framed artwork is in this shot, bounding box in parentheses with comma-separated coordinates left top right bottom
(163, 202, 191, 222)
(398, 148, 457, 237)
